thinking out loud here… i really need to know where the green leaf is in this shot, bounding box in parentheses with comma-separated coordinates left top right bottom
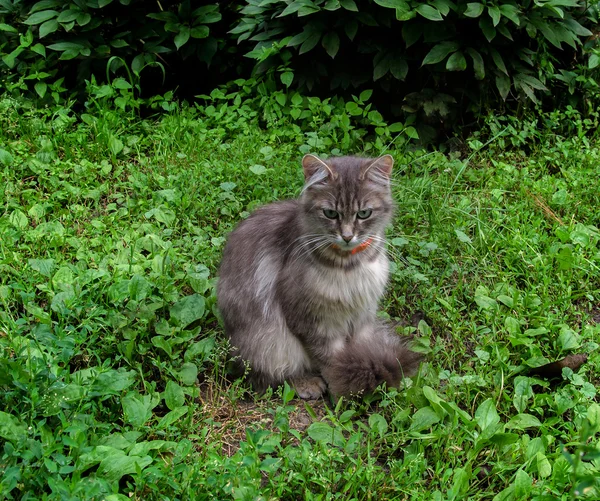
(558, 326, 580, 351)
(499, 4, 520, 25)
(164, 381, 185, 410)
(479, 16, 496, 42)
(390, 58, 408, 80)
(538, 22, 562, 48)
(174, 26, 190, 49)
(564, 18, 592, 37)
(589, 54, 599, 69)
(108, 136, 123, 156)
(0, 23, 18, 33)
(505, 413, 542, 430)
(368, 413, 388, 438)
(515, 73, 547, 91)
(466, 47, 485, 80)
(28, 258, 54, 276)
(177, 363, 198, 386)
(97, 453, 152, 483)
(489, 47, 508, 75)
(422, 41, 459, 65)
(345, 101, 362, 116)
(56, 9, 79, 23)
(409, 406, 441, 432)
(157, 406, 189, 429)
(0, 411, 27, 443)
(0, 148, 14, 166)
(47, 41, 84, 51)
(359, 89, 373, 101)
(39, 19, 58, 37)
(24, 10, 58, 25)
(250, 164, 267, 175)
(76, 12, 91, 26)
(374, 0, 409, 7)
(322, 32, 340, 58)
(299, 32, 321, 54)
(92, 370, 137, 395)
(463, 2, 484, 18)
(536, 452, 552, 478)
(340, 0, 358, 11)
(454, 229, 472, 243)
(405, 126, 419, 139)
(514, 79, 537, 102)
(324, 0, 341, 11)
(432, 0, 451, 16)
(280, 71, 294, 87)
(587, 403, 600, 434)
(496, 73, 511, 100)
(184, 337, 215, 362)
(474, 286, 497, 310)
(475, 398, 500, 432)
(34, 81, 47, 98)
(513, 376, 532, 413)
(514, 469, 532, 498)
(190, 25, 209, 39)
(128, 274, 151, 301)
(307, 422, 344, 445)
(487, 5, 501, 26)
(391, 237, 409, 246)
(451, 468, 469, 497)
(122, 392, 155, 427)
(374, 52, 393, 80)
(505, 316, 521, 337)
(446, 51, 467, 71)
(344, 19, 358, 40)
(169, 294, 205, 328)
(2, 47, 23, 69)
(416, 4, 443, 21)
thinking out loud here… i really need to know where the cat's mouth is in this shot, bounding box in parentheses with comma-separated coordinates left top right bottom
(330, 237, 374, 256)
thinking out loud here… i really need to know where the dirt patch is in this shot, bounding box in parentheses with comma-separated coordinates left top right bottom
(196, 380, 329, 457)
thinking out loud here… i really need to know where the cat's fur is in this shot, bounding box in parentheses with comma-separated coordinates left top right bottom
(217, 154, 422, 399)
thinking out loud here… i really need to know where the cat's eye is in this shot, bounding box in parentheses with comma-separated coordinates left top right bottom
(323, 209, 339, 219)
(356, 209, 372, 219)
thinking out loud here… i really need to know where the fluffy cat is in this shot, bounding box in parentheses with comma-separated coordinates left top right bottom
(217, 154, 421, 399)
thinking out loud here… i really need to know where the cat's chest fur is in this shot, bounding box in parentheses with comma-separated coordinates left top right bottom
(303, 255, 389, 311)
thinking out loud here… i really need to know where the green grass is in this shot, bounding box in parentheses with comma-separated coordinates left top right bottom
(0, 93, 599, 500)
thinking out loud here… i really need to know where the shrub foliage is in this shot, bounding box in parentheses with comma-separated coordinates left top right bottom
(0, 0, 598, 123)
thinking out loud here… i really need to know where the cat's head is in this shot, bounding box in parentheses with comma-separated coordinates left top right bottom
(300, 154, 394, 258)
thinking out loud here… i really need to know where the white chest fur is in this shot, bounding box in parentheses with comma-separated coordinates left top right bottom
(305, 255, 389, 311)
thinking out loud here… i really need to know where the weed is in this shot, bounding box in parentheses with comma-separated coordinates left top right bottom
(0, 89, 599, 499)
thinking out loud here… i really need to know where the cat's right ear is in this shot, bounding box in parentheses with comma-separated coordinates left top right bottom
(302, 154, 337, 182)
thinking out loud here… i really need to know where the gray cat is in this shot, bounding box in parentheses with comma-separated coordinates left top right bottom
(217, 154, 421, 399)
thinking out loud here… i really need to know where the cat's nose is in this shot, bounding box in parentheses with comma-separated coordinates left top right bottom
(342, 234, 353, 243)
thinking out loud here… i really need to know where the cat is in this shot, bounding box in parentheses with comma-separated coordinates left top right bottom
(217, 154, 422, 399)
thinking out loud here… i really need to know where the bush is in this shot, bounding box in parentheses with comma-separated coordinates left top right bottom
(234, 0, 599, 130)
(0, 0, 242, 103)
(1, 0, 599, 136)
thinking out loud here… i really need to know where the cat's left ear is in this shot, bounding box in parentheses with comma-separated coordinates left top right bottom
(302, 154, 337, 181)
(360, 154, 394, 181)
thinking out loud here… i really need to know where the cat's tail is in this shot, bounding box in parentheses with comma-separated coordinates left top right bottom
(322, 326, 423, 397)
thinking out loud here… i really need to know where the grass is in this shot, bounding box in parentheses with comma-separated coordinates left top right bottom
(0, 91, 599, 500)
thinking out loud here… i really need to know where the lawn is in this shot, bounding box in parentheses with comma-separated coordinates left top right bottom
(1, 92, 599, 500)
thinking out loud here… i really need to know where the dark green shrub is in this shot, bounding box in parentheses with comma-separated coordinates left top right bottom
(0, 0, 241, 102)
(233, 0, 598, 131)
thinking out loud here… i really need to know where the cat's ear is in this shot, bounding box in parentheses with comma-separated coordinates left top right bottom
(360, 154, 394, 181)
(302, 154, 337, 181)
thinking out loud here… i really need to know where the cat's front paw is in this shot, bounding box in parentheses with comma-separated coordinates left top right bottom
(291, 375, 327, 400)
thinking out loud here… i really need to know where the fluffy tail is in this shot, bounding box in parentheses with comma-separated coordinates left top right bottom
(322, 328, 422, 397)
